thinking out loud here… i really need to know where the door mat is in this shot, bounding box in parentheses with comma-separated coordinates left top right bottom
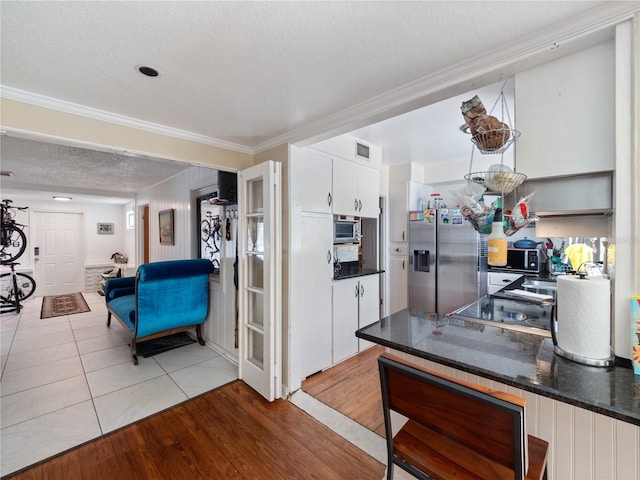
(136, 332, 197, 358)
(41, 292, 91, 319)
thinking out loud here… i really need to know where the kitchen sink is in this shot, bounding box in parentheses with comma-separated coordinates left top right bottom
(521, 280, 557, 290)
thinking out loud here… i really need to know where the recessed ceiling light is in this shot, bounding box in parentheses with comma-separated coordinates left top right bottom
(137, 65, 159, 77)
(53, 196, 72, 201)
(0, 171, 14, 177)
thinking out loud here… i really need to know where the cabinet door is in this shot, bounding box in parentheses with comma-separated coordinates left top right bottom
(332, 278, 360, 364)
(515, 42, 614, 178)
(358, 275, 380, 351)
(291, 146, 333, 213)
(388, 255, 408, 315)
(357, 166, 380, 218)
(291, 213, 333, 380)
(332, 157, 359, 216)
(389, 182, 408, 242)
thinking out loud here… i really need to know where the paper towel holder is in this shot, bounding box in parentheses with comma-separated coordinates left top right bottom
(552, 273, 616, 367)
(553, 345, 615, 367)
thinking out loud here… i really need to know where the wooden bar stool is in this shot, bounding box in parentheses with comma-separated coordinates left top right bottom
(378, 352, 548, 480)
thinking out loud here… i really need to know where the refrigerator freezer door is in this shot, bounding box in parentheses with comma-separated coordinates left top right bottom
(437, 212, 479, 314)
(408, 221, 436, 313)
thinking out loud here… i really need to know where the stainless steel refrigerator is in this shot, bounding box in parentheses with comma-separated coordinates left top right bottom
(408, 209, 481, 315)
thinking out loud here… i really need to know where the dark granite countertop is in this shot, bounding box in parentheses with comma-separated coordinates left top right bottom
(356, 309, 640, 426)
(333, 266, 384, 280)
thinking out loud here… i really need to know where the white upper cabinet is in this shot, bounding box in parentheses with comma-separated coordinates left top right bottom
(515, 41, 615, 179)
(357, 166, 381, 218)
(332, 157, 380, 218)
(290, 146, 333, 213)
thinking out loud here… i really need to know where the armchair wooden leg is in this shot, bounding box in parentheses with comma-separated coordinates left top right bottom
(196, 325, 205, 346)
(131, 338, 139, 365)
(106, 311, 111, 326)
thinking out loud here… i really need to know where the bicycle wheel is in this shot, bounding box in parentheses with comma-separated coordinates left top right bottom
(0, 272, 36, 305)
(201, 219, 212, 242)
(0, 225, 27, 264)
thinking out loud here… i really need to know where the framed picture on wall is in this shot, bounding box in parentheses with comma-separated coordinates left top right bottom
(159, 209, 174, 245)
(97, 223, 114, 235)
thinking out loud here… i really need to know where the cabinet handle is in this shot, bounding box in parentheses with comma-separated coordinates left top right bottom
(358, 199, 362, 212)
(354, 198, 359, 211)
(355, 284, 359, 298)
(402, 260, 405, 270)
(395, 247, 400, 252)
(360, 284, 365, 297)
(402, 231, 405, 241)
(327, 250, 332, 264)
(327, 192, 332, 206)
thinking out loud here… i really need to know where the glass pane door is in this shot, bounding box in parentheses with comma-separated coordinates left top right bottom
(238, 161, 281, 401)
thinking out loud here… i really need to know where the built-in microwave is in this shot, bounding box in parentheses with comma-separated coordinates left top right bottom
(505, 247, 542, 272)
(334, 219, 360, 244)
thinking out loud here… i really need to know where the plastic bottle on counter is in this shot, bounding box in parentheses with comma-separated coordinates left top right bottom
(487, 208, 507, 267)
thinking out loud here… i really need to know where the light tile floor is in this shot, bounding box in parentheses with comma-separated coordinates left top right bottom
(0, 292, 238, 477)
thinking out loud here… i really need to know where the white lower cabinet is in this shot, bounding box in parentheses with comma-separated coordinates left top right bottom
(332, 278, 360, 364)
(332, 274, 380, 363)
(357, 274, 380, 351)
(487, 272, 522, 295)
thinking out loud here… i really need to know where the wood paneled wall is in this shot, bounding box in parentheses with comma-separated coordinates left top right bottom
(392, 349, 640, 480)
(137, 166, 219, 262)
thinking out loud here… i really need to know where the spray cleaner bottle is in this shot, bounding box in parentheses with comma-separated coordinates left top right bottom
(487, 208, 507, 267)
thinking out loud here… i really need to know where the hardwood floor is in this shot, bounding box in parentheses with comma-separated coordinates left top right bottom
(302, 345, 386, 437)
(4, 381, 385, 480)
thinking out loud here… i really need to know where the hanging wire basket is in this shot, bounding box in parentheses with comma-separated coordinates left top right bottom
(470, 128, 521, 154)
(464, 169, 527, 195)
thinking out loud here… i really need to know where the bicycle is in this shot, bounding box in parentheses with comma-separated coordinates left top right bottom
(1, 262, 36, 314)
(201, 211, 222, 270)
(1, 199, 28, 264)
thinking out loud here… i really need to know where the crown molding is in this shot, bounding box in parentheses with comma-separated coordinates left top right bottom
(254, 1, 638, 153)
(0, 86, 254, 155)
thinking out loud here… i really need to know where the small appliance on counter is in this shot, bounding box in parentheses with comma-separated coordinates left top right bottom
(333, 217, 360, 244)
(334, 244, 358, 263)
(552, 272, 615, 367)
(505, 247, 543, 273)
(333, 244, 360, 278)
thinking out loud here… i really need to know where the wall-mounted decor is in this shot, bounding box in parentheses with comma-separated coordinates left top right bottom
(97, 223, 114, 235)
(159, 209, 174, 245)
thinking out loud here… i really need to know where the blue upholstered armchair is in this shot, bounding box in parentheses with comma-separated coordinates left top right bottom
(105, 259, 214, 365)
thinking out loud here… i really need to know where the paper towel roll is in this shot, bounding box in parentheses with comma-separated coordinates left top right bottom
(556, 275, 611, 361)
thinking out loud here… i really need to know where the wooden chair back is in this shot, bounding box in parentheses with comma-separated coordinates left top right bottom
(378, 352, 548, 480)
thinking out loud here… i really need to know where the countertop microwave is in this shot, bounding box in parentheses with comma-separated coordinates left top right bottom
(505, 247, 542, 273)
(334, 219, 360, 244)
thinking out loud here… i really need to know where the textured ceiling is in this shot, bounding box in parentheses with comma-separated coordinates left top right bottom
(0, 136, 189, 203)
(0, 1, 634, 201)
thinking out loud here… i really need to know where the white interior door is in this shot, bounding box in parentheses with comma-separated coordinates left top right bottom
(33, 211, 84, 296)
(238, 160, 282, 401)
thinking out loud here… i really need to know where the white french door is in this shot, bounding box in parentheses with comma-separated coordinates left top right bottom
(238, 160, 282, 401)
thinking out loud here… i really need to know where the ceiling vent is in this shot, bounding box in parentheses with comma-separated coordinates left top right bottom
(355, 141, 370, 161)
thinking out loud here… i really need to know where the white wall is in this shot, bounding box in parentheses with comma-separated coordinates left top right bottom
(11, 198, 131, 268)
(137, 166, 220, 262)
